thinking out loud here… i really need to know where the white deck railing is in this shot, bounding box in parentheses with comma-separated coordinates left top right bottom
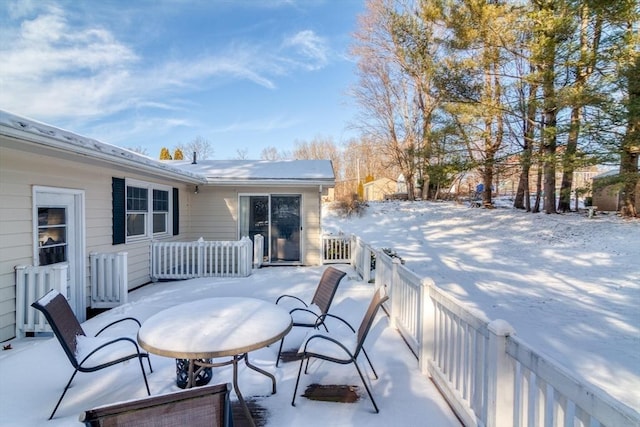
(347, 238, 640, 427)
(150, 237, 253, 280)
(90, 252, 127, 308)
(14, 264, 68, 337)
(322, 234, 352, 264)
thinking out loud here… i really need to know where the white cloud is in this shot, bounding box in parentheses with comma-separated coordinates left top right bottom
(6, 0, 40, 19)
(0, 4, 332, 123)
(282, 30, 329, 70)
(3, 9, 137, 80)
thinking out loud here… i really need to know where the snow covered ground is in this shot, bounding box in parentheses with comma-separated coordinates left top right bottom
(323, 199, 640, 413)
(0, 199, 637, 426)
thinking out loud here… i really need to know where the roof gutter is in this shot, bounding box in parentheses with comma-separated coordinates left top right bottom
(203, 178, 335, 187)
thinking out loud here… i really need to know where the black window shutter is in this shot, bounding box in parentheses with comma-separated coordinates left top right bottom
(173, 187, 179, 235)
(112, 177, 126, 245)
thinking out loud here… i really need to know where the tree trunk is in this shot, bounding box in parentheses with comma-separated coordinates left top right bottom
(620, 52, 640, 217)
(558, 5, 600, 213)
(515, 74, 538, 211)
(557, 106, 580, 212)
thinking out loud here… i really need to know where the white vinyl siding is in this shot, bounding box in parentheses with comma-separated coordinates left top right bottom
(0, 143, 192, 341)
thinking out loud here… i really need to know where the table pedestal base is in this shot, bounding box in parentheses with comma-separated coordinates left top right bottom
(188, 353, 276, 427)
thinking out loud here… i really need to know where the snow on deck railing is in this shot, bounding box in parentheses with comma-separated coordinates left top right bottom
(150, 237, 253, 280)
(15, 264, 67, 337)
(349, 237, 640, 427)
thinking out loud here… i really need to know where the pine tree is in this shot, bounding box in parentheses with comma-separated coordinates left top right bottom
(159, 147, 172, 160)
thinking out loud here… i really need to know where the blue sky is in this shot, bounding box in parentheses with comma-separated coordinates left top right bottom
(0, 0, 365, 159)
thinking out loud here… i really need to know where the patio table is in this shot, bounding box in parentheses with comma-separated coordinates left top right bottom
(137, 297, 292, 427)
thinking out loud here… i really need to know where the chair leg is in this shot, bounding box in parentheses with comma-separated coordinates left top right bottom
(145, 353, 153, 373)
(291, 356, 307, 407)
(360, 348, 378, 379)
(49, 369, 79, 420)
(138, 355, 151, 395)
(353, 360, 379, 413)
(275, 336, 285, 367)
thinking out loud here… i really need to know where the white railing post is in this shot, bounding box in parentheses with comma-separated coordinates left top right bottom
(419, 277, 436, 375)
(116, 252, 128, 303)
(240, 236, 251, 276)
(253, 234, 263, 269)
(150, 241, 157, 280)
(487, 319, 516, 427)
(350, 234, 357, 267)
(389, 258, 402, 329)
(362, 245, 371, 284)
(197, 237, 205, 277)
(50, 264, 68, 297)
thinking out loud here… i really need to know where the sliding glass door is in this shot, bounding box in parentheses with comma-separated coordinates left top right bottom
(239, 194, 301, 263)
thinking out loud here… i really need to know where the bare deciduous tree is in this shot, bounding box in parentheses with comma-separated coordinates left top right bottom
(177, 136, 214, 161)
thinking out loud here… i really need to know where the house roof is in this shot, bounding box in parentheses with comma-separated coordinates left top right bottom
(0, 110, 335, 187)
(0, 110, 204, 183)
(164, 159, 335, 186)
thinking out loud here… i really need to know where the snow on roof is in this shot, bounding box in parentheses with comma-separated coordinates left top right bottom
(0, 110, 334, 186)
(165, 159, 335, 185)
(0, 110, 203, 183)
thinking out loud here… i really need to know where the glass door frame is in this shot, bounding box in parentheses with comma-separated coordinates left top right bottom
(238, 193, 302, 265)
(32, 186, 86, 321)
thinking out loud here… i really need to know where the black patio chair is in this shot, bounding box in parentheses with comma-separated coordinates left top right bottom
(291, 288, 389, 413)
(31, 289, 152, 420)
(275, 266, 347, 366)
(80, 382, 232, 427)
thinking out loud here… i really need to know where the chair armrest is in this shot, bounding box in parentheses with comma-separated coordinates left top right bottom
(315, 313, 356, 332)
(95, 317, 142, 337)
(290, 307, 320, 317)
(301, 333, 354, 358)
(77, 337, 144, 367)
(276, 294, 308, 308)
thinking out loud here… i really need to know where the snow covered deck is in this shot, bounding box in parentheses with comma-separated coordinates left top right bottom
(0, 266, 461, 427)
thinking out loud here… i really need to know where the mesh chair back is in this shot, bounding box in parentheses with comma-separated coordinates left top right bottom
(80, 383, 232, 427)
(310, 267, 346, 314)
(356, 289, 389, 356)
(32, 290, 86, 368)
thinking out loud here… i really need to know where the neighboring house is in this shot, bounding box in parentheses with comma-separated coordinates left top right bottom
(363, 177, 397, 201)
(592, 169, 640, 212)
(0, 110, 335, 342)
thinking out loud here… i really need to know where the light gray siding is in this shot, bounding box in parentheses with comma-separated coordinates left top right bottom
(188, 185, 323, 265)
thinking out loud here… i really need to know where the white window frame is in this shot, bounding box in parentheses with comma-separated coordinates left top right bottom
(125, 179, 172, 242)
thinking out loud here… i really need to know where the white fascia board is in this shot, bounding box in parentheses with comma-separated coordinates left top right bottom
(203, 178, 335, 187)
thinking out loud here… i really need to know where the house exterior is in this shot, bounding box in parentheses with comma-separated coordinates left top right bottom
(0, 110, 335, 342)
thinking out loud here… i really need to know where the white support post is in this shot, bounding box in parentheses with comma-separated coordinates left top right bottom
(116, 252, 128, 304)
(50, 263, 68, 297)
(240, 236, 251, 276)
(197, 237, 205, 277)
(486, 319, 517, 427)
(253, 234, 263, 269)
(419, 277, 436, 374)
(350, 234, 356, 268)
(389, 258, 402, 328)
(362, 245, 371, 284)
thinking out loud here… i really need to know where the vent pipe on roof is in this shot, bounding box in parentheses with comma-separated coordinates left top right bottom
(192, 152, 197, 164)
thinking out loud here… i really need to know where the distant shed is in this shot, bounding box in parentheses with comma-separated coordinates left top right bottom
(592, 169, 640, 212)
